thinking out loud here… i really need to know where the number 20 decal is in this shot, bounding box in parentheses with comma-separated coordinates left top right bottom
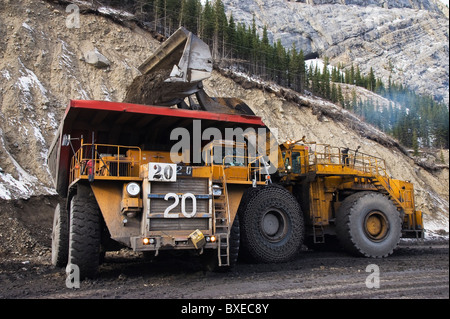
(164, 193, 197, 218)
(149, 163, 177, 182)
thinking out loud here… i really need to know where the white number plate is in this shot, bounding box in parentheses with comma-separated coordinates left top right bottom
(148, 163, 177, 182)
(164, 193, 197, 218)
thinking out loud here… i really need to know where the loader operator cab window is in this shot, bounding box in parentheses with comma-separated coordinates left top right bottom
(291, 152, 301, 174)
(283, 151, 302, 174)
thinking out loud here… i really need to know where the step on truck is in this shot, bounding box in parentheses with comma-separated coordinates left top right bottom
(48, 28, 424, 279)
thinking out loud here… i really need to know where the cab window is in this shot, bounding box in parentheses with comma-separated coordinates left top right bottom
(292, 152, 301, 174)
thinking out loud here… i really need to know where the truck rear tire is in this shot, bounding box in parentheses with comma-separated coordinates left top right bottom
(240, 185, 304, 263)
(68, 184, 102, 279)
(336, 191, 402, 258)
(51, 203, 69, 267)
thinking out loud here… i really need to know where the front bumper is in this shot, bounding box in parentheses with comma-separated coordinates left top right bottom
(130, 235, 218, 252)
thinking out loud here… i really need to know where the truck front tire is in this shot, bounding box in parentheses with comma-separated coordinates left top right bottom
(68, 184, 102, 279)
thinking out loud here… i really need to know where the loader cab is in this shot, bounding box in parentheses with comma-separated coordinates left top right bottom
(280, 142, 309, 177)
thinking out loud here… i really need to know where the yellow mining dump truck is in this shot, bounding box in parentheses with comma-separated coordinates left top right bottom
(48, 99, 274, 278)
(47, 28, 423, 278)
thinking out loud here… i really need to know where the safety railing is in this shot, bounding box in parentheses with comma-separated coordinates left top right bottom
(69, 143, 142, 184)
(221, 154, 269, 183)
(306, 144, 389, 178)
(203, 140, 269, 184)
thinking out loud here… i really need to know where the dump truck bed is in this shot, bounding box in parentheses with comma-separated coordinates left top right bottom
(47, 100, 265, 197)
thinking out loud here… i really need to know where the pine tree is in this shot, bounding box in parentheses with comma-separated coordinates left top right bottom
(355, 65, 362, 87)
(412, 129, 419, 156)
(298, 49, 305, 92)
(212, 0, 227, 59)
(337, 84, 344, 106)
(351, 88, 357, 113)
(226, 14, 236, 59)
(274, 39, 287, 86)
(349, 64, 355, 85)
(179, 0, 201, 34)
(322, 57, 331, 100)
(312, 64, 320, 96)
(331, 83, 338, 103)
(288, 43, 305, 92)
(200, 0, 215, 45)
(368, 67, 376, 92)
(260, 25, 270, 78)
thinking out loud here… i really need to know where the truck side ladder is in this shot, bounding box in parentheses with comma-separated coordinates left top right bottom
(310, 179, 326, 244)
(213, 173, 230, 266)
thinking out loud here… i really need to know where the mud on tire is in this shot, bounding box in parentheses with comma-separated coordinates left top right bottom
(336, 191, 402, 258)
(239, 185, 304, 263)
(68, 184, 102, 279)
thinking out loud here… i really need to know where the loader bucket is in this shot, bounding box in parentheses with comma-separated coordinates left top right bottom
(124, 27, 255, 116)
(139, 27, 212, 83)
(125, 27, 213, 106)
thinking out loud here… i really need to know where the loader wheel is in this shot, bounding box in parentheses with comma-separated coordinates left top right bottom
(240, 185, 304, 263)
(51, 203, 69, 267)
(336, 191, 402, 258)
(68, 184, 102, 279)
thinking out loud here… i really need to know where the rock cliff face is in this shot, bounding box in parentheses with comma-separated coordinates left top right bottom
(222, 0, 449, 104)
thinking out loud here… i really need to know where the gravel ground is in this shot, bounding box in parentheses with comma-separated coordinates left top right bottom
(0, 196, 448, 303)
(0, 239, 447, 300)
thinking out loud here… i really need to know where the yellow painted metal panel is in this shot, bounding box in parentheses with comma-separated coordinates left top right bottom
(90, 181, 141, 244)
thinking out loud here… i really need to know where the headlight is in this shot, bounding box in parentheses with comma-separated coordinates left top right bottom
(126, 182, 140, 197)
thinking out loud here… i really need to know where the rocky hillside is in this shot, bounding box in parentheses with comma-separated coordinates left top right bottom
(222, 0, 449, 104)
(0, 0, 448, 234)
(0, 0, 158, 199)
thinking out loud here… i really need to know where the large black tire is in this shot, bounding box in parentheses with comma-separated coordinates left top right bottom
(51, 203, 69, 267)
(336, 191, 402, 258)
(68, 184, 102, 279)
(240, 185, 304, 263)
(227, 215, 240, 268)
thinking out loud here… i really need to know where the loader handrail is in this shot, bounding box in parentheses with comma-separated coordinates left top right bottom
(307, 143, 389, 178)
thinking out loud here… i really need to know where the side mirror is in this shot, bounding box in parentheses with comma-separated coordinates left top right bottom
(62, 134, 71, 147)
